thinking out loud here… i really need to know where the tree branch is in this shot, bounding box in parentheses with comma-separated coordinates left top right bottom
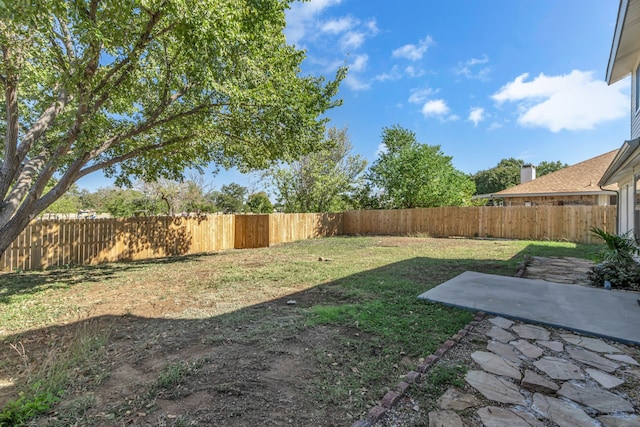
(77, 135, 192, 179)
(88, 10, 168, 115)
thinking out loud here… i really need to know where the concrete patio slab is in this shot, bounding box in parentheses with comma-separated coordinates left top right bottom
(418, 271, 640, 345)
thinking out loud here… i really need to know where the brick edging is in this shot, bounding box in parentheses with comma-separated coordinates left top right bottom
(515, 254, 531, 278)
(351, 311, 487, 427)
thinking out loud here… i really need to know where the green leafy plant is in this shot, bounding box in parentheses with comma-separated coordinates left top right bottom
(0, 384, 61, 426)
(588, 227, 640, 290)
(590, 227, 639, 264)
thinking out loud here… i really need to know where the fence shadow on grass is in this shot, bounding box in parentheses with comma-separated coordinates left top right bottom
(0, 251, 218, 304)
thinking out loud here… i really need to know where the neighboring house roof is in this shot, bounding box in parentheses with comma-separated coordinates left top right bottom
(481, 150, 619, 199)
(599, 138, 640, 186)
(607, 0, 640, 84)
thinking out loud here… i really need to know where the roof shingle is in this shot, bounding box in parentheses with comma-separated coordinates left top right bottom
(492, 149, 618, 197)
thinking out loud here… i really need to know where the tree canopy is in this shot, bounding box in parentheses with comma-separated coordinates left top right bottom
(267, 127, 367, 213)
(368, 126, 476, 208)
(0, 0, 344, 256)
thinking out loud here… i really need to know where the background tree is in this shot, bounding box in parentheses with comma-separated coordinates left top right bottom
(87, 187, 146, 218)
(247, 192, 274, 213)
(0, 0, 344, 257)
(537, 160, 568, 177)
(43, 183, 81, 215)
(472, 158, 524, 195)
(209, 183, 248, 214)
(368, 125, 476, 208)
(267, 127, 367, 213)
(472, 158, 568, 194)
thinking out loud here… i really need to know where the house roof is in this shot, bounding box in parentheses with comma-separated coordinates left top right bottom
(607, 0, 640, 84)
(484, 150, 619, 199)
(599, 138, 640, 186)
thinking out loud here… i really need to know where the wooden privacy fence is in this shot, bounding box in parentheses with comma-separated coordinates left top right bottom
(343, 206, 616, 243)
(0, 212, 342, 271)
(0, 206, 616, 271)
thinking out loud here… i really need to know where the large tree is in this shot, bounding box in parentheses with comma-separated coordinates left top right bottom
(267, 126, 367, 212)
(0, 0, 343, 256)
(368, 125, 475, 208)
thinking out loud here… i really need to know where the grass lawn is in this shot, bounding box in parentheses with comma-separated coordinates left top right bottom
(0, 236, 600, 426)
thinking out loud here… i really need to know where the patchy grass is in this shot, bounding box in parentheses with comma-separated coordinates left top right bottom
(0, 236, 599, 425)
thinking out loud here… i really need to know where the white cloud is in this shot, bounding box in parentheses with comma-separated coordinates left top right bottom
(421, 99, 450, 117)
(455, 55, 491, 81)
(350, 54, 368, 72)
(408, 88, 436, 104)
(468, 107, 485, 127)
(405, 66, 425, 78)
(374, 65, 402, 82)
(365, 19, 379, 34)
(344, 75, 370, 91)
(392, 36, 434, 61)
(285, 0, 342, 46)
(321, 16, 356, 34)
(375, 142, 388, 157)
(340, 31, 366, 50)
(488, 122, 503, 131)
(492, 70, 628, 132)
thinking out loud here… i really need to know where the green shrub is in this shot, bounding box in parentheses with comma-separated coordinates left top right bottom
(587, 261, 640, 291)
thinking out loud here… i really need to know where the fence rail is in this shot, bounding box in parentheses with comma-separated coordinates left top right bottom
(0, 206, 616, 271)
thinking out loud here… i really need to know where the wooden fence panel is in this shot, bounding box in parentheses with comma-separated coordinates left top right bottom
(234, 215, 270, 249)
(269, 213, 343, 244)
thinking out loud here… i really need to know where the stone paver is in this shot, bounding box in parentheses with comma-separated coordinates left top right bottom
(537, 340, 563, 352)
(558, 382, 635, 414)
(605, 353, 640, 366)
(487, 340, 521, 364)
(598, 415, 640, 427)
(471, 351, 521, 380)
(511, 340, 544, 359)
(477, 406, 533, 427)
(532, 393, 598, 427)
(533, 357, 584, 380)
(521, 369, 559, 393)
(464, 370, 526, 405)
(512, 324, 550, 341)
(428, 410, 464, 427)
(586, 368, 625, 389)
(436, 387, 479, 410)
(560, 333, 621, 353)
(488, 316, 514, 330)
(566, 346, 620, 373)
(487, 326, 516, 343)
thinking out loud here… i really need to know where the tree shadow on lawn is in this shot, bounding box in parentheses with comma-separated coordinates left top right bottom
(0, 241, 597, 426)
(0, 252, 218, 305)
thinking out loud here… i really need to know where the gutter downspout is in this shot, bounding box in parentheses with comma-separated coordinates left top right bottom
(601, 185, 620, 235)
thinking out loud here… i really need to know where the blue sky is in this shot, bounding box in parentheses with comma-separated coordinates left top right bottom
(79, 0, 630, 193)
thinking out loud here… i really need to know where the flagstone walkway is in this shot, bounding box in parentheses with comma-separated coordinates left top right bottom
(357, 257, 640, 426)
(373, 315, 640, 427)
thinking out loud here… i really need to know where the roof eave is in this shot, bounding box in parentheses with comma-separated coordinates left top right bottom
(475, 190, 617, 200)
(607, 0, 630, 84)
(599, 138, 640, 186)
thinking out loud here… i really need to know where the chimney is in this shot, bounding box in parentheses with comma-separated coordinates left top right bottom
(521, 164, 536, 184)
